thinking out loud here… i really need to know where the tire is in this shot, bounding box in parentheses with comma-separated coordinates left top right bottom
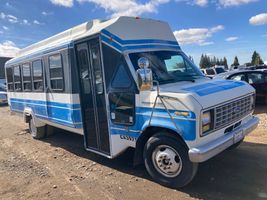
(143, 132, 198, 188)
(29, 118, 46, 139)
(228, 139, 244, 150)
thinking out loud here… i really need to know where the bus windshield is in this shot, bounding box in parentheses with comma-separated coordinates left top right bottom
(129, 51, 204, 85)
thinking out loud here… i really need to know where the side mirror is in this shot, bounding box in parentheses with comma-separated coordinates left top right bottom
(136, 57, 153, 91)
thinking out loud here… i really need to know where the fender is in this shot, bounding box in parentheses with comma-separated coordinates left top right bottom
(23, 107, 46, 127)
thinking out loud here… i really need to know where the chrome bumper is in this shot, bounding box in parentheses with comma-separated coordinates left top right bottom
(189, 116, 260, 163)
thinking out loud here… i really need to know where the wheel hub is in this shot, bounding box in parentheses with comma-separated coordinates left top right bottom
(152, 145, 182, 177)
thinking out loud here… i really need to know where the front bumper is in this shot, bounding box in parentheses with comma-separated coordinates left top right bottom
(188, 116, 260, 163)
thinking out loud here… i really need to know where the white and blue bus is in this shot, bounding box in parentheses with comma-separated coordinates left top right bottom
(5, 17, 259, 187)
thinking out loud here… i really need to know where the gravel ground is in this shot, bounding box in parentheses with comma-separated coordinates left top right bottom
(0, 105, 266, 200)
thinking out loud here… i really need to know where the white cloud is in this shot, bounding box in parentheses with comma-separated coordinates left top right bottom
(7, 14, 18, 23)
(173, 25, 224, 45)
(22, 19, 31, 25)
(33, 20, 42, 25)
(225, 36, 239, 41)
(249, 13, 267, 26)
(2, 26, 9, 30)
(0, 41, 20, 57)
(194, 0, 208, 6)
(0, 31, 3, 34)
(219, 0, 259, 7)
(0, 12, 6, 19)
(210, 25, 224, 32)
(77, 0, 170, 17)
(50, 0, 74, 7)
(42, 11, 53, 16)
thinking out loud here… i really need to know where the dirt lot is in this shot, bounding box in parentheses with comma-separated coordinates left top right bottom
(0, 105, 266, 200)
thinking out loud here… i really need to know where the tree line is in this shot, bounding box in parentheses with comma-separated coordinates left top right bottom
(199, 51, 265, 69)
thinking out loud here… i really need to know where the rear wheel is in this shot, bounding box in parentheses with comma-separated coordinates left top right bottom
(29, 118, 46, 139)
(143, 132, 198, 188)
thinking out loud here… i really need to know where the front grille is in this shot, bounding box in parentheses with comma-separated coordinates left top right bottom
(214, 95, 251, 129)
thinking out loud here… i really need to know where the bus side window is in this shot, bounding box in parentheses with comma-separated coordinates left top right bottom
(14, 65, 22, 91)
(32, 60, 44, 91)
(48, 54, 64, 91)
(22, 63, 32, 92)
(6, 67, 14, 91)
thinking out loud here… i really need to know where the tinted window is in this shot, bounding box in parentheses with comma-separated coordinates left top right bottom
(6, 67, 13, 91)
(49, 54, 64, 91)
(206, 69, 216, 75)
(78, 49, 91, 94)
(248, 73, 265, 84)
(91, 43, 103, 94)
(22, 63, 32, 91)
(32, 60, 44, 91)
(111, 63, 131, 88)
(215, 68, 225, 74)
(14, 66, 22, 91)
(230, 73, 246, 81)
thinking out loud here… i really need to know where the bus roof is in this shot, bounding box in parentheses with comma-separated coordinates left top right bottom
(6, 16, 179, 66)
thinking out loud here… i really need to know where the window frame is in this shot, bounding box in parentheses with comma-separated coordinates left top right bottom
(13, 65, 22, 92)
(32, 59, 44, 92)
(48, 53, 64, 92)
(22, 62, 32, 92)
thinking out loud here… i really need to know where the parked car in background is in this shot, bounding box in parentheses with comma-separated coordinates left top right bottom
(0, 83, 7, 104)
(202, 66, 226, 78)
(214, 70, 267, 104)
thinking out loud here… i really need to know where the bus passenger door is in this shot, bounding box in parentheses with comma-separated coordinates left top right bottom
(76, 39, 110, 155)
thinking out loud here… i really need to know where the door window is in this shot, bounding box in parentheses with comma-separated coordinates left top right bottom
(78, 49, 91, 94)
(91, 44, 103, 94)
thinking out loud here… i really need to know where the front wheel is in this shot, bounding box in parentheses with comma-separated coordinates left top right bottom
(143, 132, 198, 188)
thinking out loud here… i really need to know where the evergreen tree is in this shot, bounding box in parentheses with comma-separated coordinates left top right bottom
(251, 51, 264, 65)
(199, 54, 204, 68)
(232, 56, 239, 67)
(223, 57, 228, 69)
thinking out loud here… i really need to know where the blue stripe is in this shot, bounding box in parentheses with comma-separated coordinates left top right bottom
(111, 107, 196, 141)
(102, 29, 179, 46)
(10, 98, 82, 129)
(182, 80, 246, 96)
(10, 98, 81, 109)
(101, 30, 181, 52)
(136, 107, 196, 119)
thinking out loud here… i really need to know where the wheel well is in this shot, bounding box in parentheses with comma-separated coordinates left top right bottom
(133, 126, 187, 166)
(24, 113, 32, 123)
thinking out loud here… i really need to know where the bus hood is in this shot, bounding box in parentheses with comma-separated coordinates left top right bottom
(159, 80, 255, 109)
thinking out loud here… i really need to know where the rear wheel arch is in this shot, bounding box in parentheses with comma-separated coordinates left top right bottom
(133, 126, 188, 166)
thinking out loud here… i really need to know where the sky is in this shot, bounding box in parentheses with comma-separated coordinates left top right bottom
(0, 0, 266, 66)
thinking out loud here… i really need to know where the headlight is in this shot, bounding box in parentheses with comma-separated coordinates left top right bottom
(201, 110, 214, 136)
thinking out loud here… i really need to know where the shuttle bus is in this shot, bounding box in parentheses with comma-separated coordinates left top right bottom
(5, 17, 259, 187)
